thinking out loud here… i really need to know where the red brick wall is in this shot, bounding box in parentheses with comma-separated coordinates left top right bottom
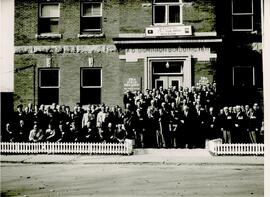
(193, 59, 216, 86)
(15, 0, 120, 46)
(15, 0, 217, 46)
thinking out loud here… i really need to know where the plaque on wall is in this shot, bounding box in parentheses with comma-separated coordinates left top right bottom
(123, 77, 141, 92)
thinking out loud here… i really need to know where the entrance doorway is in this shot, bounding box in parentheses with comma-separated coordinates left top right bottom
(151, 60, 183, 90)
(154, 76, 183, 90)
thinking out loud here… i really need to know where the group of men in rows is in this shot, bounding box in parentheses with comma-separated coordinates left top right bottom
(2, 83, 264, 148)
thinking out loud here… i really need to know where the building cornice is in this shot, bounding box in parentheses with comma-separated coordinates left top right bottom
(113, 33, 222, 46)
(14, 45, 117, 54)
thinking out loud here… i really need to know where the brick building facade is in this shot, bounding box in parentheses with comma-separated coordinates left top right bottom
(13, 0, 263, 109)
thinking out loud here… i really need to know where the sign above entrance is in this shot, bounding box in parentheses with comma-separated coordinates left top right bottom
(145, 26, 192, 37)
(123, 77, 141, 93)
(119, 47, 217, 62)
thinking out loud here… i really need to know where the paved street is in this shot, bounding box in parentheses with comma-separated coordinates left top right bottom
(0, 149, 264, 197)
(1, 162, 263, 197)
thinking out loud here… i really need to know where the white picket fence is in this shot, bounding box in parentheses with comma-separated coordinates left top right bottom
(0, 140, 133, 155)
(208, 139, 264, 155)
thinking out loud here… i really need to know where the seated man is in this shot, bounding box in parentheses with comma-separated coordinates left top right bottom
(3, 123, 16, 142)
(44, 123, 58, 142)
(112, 124, 127, 143)
(82, 121, 99, 142)
(29, 123, 44, 142)
(57, 121, 71, 142)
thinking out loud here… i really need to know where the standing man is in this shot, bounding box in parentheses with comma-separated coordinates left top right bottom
(219, 106, 234, 143)
(194, 103, 208, 148)
(234, 105, 247, 143)
(179, 105, 194, 148)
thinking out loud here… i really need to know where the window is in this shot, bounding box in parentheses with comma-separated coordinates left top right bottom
(81, 2, 102, 34)
(38, 3, 60, 34)
(153, 0, 182, 25)
(233, 66, 255, 87)
(38, 68, 59, 105)
(80, 68, 102, 104)
(232, 0, 253, 31)
(153, 61, 183, 74)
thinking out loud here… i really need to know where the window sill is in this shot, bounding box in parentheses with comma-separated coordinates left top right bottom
(36, 33, 62, 39)
(78, 33, 105, 38)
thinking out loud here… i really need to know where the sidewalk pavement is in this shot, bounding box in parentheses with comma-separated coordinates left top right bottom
(0, 149, 264, 165)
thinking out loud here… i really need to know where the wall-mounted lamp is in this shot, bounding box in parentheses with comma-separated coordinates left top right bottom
(165, 61, 170, 68)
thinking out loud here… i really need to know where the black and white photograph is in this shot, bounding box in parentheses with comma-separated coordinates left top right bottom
(0, 0, 269, 196)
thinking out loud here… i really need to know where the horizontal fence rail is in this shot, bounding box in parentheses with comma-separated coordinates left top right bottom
(208, 139, 264, 155)
(0, 140, 133, 155)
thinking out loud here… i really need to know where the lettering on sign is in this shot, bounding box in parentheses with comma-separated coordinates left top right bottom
(123, 77, 141, 92)
(119, 47, 216, 62)
(125, 48, 210, 53)
(197, 76, 210, 86)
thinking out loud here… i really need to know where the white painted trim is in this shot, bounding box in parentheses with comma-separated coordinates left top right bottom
(118, 32, 218, 38)
(114, 39, 222, 45)
(146, 56, 189, 89)
(231, 0, 254, 31)
(153, 4, 183, 26)
(232, 0, 253, 14)
(0, 0, 14, 92)
(35, 33, 62, 39)
(152, 59, 184, 75)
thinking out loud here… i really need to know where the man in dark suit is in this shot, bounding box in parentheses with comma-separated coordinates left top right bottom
(179, 105, 195, 148)
(206, 106, 219, 140)
(219, 106, 234, 143)
(194, 103, 208, 148)
(123, 90, 135, 110)
(234, 105, 247, 143)
(16, 119, 29, 142)
(14, 104, 26, 127)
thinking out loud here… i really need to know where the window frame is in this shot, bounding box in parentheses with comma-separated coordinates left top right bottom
(38, 3, 60, 34)
(80, 2, 103, 33)
(80, 67, 102, 89)
(152, 60, 184, 75)
(153, 1, 183, 26)
(232, 66, 255, 87)
(80, 67, 102, 105)
(231, 0, 254, 31)
(39, 68, 60, 88)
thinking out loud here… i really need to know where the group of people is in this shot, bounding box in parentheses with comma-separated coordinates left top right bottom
(2, 83, 264, 148)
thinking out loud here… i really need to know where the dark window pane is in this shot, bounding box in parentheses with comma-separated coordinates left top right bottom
(156, 81, 164, 89)
(81, 17, 101, 32)
(154, 6, 166, 23)
(38, 88, 59, 105)
(171, 80, 179, 90)
(169, 5, 180, 23)
(40, 69, 59, 87)
(232, 0, 252, 13)
(234, 67, 254, 87)
(80, 88, 101, 104)
(232, 15, 253, 30)
(153, 61, 183, 73)
(82, 69, 101, 87)
(39, 18, 59, 34)
(83, 3, 101, 16)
